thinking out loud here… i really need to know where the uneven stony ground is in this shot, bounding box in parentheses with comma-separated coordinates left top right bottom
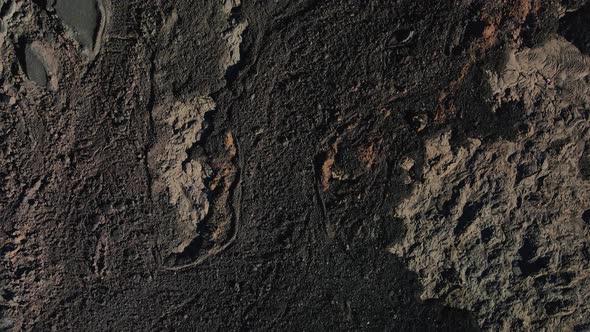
(0, 0, 589, 331)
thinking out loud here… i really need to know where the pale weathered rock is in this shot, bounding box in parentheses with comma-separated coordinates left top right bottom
(390, 38, 590, 331)
(149, 96, 215, 254)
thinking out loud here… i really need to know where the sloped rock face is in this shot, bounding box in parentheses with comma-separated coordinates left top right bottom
(1, 0, 590, 330)
(391, 38, 590, 331)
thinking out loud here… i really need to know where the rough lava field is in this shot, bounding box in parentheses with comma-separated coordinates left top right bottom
(0, 0, 590, 331)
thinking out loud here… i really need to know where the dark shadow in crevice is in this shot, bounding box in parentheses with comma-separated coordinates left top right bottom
(559, 2, 590, 54)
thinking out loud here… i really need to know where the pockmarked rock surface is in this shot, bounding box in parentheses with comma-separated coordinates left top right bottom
(1, 0, 589, 331)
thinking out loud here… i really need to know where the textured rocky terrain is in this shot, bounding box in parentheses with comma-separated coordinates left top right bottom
(0, 0, 589, 330)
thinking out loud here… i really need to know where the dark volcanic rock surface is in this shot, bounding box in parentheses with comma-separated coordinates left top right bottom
(0, 0, 589, 331)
